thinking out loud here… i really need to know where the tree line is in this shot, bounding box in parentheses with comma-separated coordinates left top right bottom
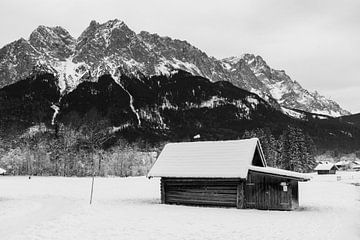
(0, 122, 317, 176)
(243, 126, 317, 172)
(0, 122, 158, 177)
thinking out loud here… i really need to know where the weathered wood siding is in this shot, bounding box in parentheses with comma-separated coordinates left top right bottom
(290, 181, 299, 209)
(317, 169, 336, 175)
(161, 178, 244, 208)
(160, 174, 300, 210)
(245, 171, 299, 210)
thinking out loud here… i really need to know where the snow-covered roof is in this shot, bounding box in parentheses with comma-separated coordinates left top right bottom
(314, 162, 336, 171)
(0, 168, 6, 174)
(248, 166, 310, 181)
(353, 160, 360, 165)
(147, 138, 266, 178)
(335, 160, 351, 166)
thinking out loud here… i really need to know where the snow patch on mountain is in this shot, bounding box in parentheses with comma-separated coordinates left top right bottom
(199, 96, 226, 108)
(110, 123, 132, 133)
(52, 58, 88, 93)
(155, 57, 201, 76)
(50, 104, 60, 125)
(161, 97, 179, 110)
(281, 107, 306, 119)
(312, 109, 341, 117)
(246, 96, 259, 107)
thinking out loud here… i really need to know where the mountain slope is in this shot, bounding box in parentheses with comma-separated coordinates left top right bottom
(338, 113, 360, 127)
(0, 19, 350, 116)
(0, 70, 359, 154)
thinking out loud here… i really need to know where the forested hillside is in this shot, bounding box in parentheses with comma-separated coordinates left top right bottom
(0, 71, 359, 176)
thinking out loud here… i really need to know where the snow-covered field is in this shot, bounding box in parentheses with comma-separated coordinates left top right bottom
(0, 172, 359, 240)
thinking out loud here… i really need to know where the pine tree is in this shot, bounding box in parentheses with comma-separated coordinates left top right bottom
(278, 125, 316, 172)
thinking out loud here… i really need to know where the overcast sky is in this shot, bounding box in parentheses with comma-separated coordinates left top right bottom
(0, 0, 359, 113)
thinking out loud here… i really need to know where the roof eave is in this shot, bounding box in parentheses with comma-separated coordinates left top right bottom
(248, 169, 310, 182)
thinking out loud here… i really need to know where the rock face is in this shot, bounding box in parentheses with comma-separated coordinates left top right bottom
(222, 54, 349, 116)
(0, 19, 350, 116)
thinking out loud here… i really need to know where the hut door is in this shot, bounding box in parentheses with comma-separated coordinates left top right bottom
(244, 182, 256, 208)
(245, 182, 271, 209)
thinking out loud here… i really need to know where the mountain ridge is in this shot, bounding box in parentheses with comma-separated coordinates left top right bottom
(0, 19, 350, 116)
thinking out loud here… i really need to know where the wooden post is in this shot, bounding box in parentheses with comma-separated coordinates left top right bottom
(90, 172, 95, 204)
(90, 151, 95, 205)
(236, 181, 244, 209)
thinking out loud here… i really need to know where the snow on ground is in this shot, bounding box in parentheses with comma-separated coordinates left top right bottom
(0, 172, 359, 240)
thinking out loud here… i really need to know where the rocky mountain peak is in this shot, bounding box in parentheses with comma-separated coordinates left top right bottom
(0, 19, 351, 116)
(78, 19, 130, 43)
(240, 54, 271, 78)
(29, 25, 75, 60)
(74, 19, 140, 65)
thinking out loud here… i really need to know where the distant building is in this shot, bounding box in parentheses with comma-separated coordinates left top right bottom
(148, 138, 309, 210)
(335, 160, 351, 170)
(352, 160, 360, 171)
(0, 168, 6, 175)
(314, 162, 337, 174)
(353, 160, 360, 165)
(352, 165, 360, 171)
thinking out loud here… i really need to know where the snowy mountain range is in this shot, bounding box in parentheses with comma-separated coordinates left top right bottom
(0, 19, 350, 116)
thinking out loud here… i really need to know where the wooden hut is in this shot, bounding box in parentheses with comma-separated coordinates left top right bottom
(352, 165, 360, 171)
(147, 138, 309, 210)
(314, 162, 337, 174)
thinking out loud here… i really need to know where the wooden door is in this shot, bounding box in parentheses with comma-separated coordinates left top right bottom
(244, 182, 256, 208)
(245, 182, 292, 210)
(245, 182, 270, 209)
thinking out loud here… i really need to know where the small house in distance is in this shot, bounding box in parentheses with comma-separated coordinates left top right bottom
(314, 162, 337, 174)
(0, 167, 6, 175)
(147, 138, 309, 210)
(335, 160, 351, 170)
(352, 165, 360, 171)
(350, 160, 360, 171)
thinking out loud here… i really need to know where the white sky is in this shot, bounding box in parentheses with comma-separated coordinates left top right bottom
(0, 0, 359, 113)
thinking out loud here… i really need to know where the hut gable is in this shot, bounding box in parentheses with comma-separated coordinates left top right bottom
(147, 138, 266, 178)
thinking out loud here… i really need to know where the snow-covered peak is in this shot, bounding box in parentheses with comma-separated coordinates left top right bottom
(222, 54, 266, 66)
(104, 19, 125, 29)
(221, 53, 350, 116)
(222, 56, 242, 65)
(0, 19, 351, 117)
(78, 19, 129, 43)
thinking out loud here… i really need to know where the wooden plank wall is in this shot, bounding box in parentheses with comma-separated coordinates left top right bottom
(317, 170, 335, 175)
(161, 178, 243, 208)
(290, 181, 299, 209)
(160, 175, 300, 210)
(245, 172, 296, 210)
